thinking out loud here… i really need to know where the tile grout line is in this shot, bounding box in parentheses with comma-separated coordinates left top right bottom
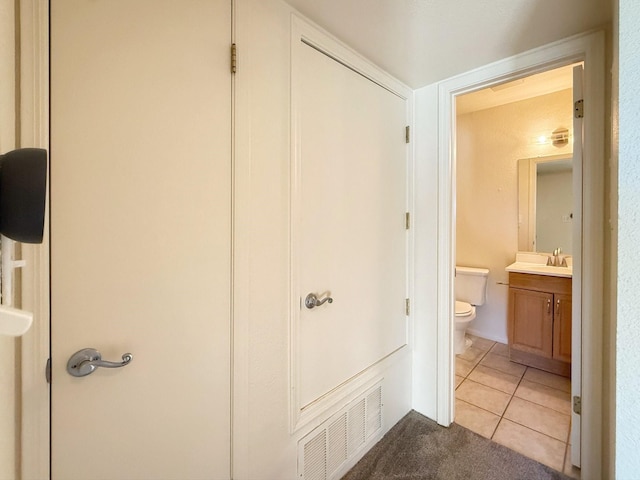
(521, 375, 572, 395)
(512, 380, 573, 415)
(511, 390, 573, 417)
(456, 341, 495, 383)
(455, 397, 500, 418)
(498, 418, 571, 445)
(490, 365, 528, 441)
(459, 342, 506, 438)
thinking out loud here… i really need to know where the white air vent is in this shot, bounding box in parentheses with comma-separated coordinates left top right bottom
(366, 386, 382, 438)
(298, 383, 383, 480)
(327, 413, 347, 475)
(303, 430, 327, 480)
(347, 399, 365, 455)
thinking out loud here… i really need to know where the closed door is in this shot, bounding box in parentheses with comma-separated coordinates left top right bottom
(296, 40, 408, 408)
(50, 1, 231, 478)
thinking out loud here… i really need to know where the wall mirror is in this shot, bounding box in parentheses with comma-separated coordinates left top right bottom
(517, 154, 573, 254)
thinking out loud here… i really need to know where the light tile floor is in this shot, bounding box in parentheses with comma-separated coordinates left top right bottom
(455, 335, 581, 479)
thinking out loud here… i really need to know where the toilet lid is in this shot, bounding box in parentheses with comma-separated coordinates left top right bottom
(455, 301, 473, 316)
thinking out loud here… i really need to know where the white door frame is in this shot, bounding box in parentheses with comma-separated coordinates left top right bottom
(18, 0, 50, 478)
(436, 30, 605, 476)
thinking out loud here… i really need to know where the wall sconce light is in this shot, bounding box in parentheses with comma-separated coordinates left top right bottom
(551, 127, 569, 147)
(534, 128, 570, 147)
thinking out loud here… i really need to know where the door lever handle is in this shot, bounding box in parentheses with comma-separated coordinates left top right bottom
(305, 292, 333, 309)
(67, 348, 133, 377)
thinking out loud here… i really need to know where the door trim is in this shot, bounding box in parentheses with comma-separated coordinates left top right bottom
(435, 30, 605, 476)
(571, 63, 585, 466)
(18, 0, 50, 478)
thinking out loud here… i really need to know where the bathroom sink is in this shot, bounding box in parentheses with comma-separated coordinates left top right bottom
(505, 252, 572, 278)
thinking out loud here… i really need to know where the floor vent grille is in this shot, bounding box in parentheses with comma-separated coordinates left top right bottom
(298, 383, 383, 480)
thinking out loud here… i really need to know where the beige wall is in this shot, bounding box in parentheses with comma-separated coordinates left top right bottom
(456, 88, 573, 342)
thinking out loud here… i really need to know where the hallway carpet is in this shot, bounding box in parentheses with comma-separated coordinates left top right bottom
(342, 410, 572, 480)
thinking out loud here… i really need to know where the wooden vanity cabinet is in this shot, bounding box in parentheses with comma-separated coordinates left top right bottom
(508, 272, 572, 377)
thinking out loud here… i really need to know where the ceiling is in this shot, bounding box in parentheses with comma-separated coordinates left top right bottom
(456, 63, 578, 115)
(284, 0, 612, 88)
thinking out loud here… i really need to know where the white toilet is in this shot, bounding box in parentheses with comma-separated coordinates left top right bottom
(454, 266, 489, 354)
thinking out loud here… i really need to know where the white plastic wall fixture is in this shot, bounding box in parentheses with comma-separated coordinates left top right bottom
(0, 304, 33, 336)
(0, 235, 33, 336)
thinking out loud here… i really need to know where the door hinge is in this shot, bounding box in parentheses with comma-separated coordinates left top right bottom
(231, 43, 237, 74)
(573, 395, 581, 415)
(574, 99, 584, 119)
(405, 125, 410, 143)
(45, 358, 51, 384)
(405, 212, 410, 230)
(405, 298, 410, 316)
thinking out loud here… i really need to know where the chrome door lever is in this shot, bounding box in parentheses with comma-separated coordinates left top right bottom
(305, 292, 333, 309)
(67, 348, 133, 377)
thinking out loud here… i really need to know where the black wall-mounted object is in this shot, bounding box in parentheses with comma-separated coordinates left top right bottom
(0, 148, 47, 244)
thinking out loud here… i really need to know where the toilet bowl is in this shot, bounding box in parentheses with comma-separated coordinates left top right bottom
(455, 300, 476, 354)
(454, 265, 489, 355)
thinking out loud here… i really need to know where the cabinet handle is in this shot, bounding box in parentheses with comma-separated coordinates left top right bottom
(547, 299, 551, 314)
(556, 298, 561, 314)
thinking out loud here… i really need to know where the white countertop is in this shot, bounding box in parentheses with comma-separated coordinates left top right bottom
(505, 262, 572, 278)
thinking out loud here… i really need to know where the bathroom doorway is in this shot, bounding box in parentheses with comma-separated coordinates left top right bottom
(433, 31, 605, 480)
(452, 65, 580, 476)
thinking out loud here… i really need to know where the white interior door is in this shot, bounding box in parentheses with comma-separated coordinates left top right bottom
(296, 42, 408, 408)
(570, 64, 584, 468)
(50, 1, 231, 478)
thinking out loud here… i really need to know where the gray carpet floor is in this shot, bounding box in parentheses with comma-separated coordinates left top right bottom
(342, 410, 573, 480)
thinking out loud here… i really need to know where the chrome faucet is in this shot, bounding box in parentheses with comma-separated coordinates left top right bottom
(552, 247, 563, 266)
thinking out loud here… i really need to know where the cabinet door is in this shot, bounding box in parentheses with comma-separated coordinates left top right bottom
(553, 293, 572, 363)
(508, 288, 554, 358)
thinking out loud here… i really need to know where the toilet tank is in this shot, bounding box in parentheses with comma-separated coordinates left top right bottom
(455, 266, 490, 306)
